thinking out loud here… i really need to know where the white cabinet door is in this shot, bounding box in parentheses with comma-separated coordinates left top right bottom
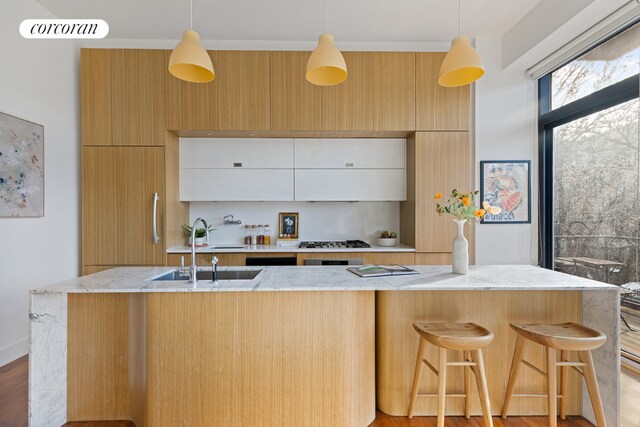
(181, 169, 294, 201)
(294, 138, 405, 169)
(295, 169, 405, 201)
(180, 138, 294, 169)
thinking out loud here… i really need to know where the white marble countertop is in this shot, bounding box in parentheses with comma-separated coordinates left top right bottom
(31, 265, 618, 294)
(166, 243, 416, 253)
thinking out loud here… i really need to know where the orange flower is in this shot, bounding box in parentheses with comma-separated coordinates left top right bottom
(434, 193, 443, 199)
(473, 209, 486, 218)
(461, 197, 471, 207)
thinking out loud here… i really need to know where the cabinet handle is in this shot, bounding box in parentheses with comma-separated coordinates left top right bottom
(153, 192, 159, 245)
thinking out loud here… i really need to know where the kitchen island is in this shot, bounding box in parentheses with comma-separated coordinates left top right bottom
(29, 265, 619, 427)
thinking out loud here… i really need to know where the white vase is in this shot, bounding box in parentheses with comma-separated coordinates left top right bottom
(451, 219, 469, 275)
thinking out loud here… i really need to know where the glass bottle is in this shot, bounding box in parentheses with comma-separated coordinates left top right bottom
(264, 225, 271, 245)
(250, 225, 258, 245)
(257, 225, 264, 244)
(244, 225, 251, 245)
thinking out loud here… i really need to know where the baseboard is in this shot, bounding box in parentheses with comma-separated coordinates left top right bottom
(0, 338, 28, 368)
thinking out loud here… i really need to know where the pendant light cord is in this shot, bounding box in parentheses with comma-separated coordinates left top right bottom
(190, 0, 193, 30)
(458, 0, 461, 36)
(325, 0, 328, 33)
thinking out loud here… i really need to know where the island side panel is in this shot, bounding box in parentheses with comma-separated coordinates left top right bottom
(376, 290, 583, 416)
(583, 288, 620, 427)
(29, 292, 68, 427)
(146, 291, 376, 427)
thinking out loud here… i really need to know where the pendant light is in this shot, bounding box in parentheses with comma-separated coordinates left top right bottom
(306, 0, 347, 86)
(169, 0, 215, 83)
(438, 0, 484, 87)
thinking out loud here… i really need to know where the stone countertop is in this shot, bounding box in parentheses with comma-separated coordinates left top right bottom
(166, 243, 416, 253)
(31, 265, 618, 294)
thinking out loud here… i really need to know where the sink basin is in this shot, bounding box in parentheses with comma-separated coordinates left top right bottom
(153, 269, 262, 281)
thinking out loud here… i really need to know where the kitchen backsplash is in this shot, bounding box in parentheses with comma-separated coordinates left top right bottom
(188, 201, 400, 245)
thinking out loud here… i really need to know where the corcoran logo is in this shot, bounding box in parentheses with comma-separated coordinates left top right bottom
(19, 19, 109, 39)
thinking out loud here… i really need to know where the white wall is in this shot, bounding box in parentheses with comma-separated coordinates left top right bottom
(473, 36, 538, 265)
(0, 0, 80, 366)
(188, 202, 400, 246)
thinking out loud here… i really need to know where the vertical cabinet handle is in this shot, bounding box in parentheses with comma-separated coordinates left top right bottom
(153, 192, 159, 245)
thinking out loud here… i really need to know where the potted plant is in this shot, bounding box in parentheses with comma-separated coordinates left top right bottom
(182, 224, 215, 247)
(434, 189, 500, 274)
(377, 231, 398, 247)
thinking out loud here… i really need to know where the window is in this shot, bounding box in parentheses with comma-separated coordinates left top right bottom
(539, 21, 640, 364)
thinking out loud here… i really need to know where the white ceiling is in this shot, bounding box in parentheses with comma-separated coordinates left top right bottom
(35, 0, 542, 43)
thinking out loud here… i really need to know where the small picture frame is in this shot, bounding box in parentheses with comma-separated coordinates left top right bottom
(279, 212, 299, 239)
(480, 160, 531, 224)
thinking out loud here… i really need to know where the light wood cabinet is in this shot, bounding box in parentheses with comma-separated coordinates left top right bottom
(217, 51, 270, 131)
(83, 146, 166, 265)
(373, 52, 415, 131)
(270, 51, 324, 131)
(416, 53, 470, 131)
(111, 49, 166, 145)
(296, 252, 414, 265)
(400, 132, 471, 252)
(323, 52, 374, 131)
(81, 49, 112, 146)
(165, 50, 218, 131)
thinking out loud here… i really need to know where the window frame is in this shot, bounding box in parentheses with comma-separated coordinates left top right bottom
(538, 22, 640, 269)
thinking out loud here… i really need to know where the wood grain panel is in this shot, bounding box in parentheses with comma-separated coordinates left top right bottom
(177, 130, 410, 138)
(146, 291, 376, 427)
(416, 53, 470, 131)
(165, 50, 218, 130)
(296, 252, 414, 265)
(323, 51, 374, 131)
(217, 51, 270, 131)
(373, 52, 416, 131)
(400, 133, 416, 248)
(376, 291, 583, 417)
(413, 253, 452, 265)
(81, 49, 112, 146)
(111, 49, 165, 145)
(82, 265, 117, 275)
(68, 293, 146, 421)
(166, 253, 246, 267)
(83, 147, 165, 265)
(163, 131, 188, 250)
(270, 51, 324, 131)
(414, 132, 471, 252)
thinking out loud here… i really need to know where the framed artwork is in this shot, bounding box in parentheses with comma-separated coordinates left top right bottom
(0, 112, 44, 217)
(480, 160, 531, 224)
(279, 212, 299, 239)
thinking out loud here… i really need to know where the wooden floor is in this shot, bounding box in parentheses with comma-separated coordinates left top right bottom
(0, 355, 600, 427)
(621, 305, 640, 358)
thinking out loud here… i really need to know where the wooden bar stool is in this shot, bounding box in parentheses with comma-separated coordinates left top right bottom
(408, 322, 495, 427)
(501, 322, 607, 427)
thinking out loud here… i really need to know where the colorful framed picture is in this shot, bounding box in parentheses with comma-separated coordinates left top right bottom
(0, 112, 44, 217)
(278, 212, 299, 239)
(480, 160, 531, 224)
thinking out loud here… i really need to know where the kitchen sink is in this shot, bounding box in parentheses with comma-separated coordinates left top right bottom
(153, 269, 262, 281)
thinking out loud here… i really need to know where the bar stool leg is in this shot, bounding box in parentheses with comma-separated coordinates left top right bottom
(501, 335, 526, 418)
(547, 347, 558, 427)
(560, 350, 569, 420)
(437, 347, 447, 427)
(464, 350, 471, 419)
(578, 350, 607, 427)
(408, 337, 426, 418)
(470, 349, 493, 427)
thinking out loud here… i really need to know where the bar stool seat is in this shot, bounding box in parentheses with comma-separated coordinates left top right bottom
(502, 322, 607, 427)
(408, 322, 495, 427)
(413, 322, 494, 350)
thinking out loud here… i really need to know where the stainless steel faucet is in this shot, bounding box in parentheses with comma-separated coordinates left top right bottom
(188, 217, 209, 285)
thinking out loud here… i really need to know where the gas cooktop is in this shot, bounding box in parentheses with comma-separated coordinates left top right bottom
(298, 240, 371, 249)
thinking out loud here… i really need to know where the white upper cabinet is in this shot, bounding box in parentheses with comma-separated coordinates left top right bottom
(294, 138, 405, 169)
(295, 169, 405, 201)
(180, 138, 294, 169)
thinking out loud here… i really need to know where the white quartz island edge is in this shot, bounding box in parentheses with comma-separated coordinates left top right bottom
(29, 265, 620, 427)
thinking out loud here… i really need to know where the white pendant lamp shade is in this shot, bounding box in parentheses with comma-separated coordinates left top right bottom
(438, 35, 484, 87)
(169, 30, 215, 83)
(306, 33, 347, 86)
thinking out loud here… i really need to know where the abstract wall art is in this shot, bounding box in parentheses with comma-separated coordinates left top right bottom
(480, 160, 531, 224)
(0, 112, 44, 217)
